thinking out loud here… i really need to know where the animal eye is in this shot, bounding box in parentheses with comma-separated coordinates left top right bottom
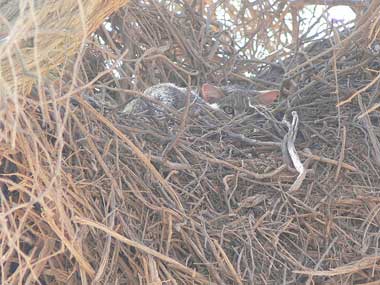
(223, 106, 234, 115)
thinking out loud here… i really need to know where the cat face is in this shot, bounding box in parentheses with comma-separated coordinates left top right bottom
(201, 84, 280, 116)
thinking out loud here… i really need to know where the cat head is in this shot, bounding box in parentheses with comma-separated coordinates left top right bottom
(201, 84, 280, 116)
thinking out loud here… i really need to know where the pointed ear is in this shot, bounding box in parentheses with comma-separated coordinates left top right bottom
(254, 90, 280, 105)
(201, 84, 224, 103)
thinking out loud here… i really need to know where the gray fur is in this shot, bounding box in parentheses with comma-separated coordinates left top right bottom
(122, 83, 264, 116)
(122, 83, 207, 115)
(216, 85, 263, 115)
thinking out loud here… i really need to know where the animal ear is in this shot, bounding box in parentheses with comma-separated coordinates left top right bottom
(201, 84, 224, 103)
(254, 90, 280, 105)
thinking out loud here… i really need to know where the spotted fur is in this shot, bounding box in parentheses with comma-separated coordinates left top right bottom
(123, 83, 279, 116)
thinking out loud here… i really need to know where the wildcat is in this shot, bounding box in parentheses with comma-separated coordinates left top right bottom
(122, 83, 280, 116)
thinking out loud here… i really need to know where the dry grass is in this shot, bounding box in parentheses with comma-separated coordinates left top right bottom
(1, 0, 380, 284)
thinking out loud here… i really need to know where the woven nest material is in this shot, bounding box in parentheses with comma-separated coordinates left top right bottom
(1, 0, 380, 284)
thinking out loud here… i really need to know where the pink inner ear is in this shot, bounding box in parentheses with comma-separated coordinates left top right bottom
(255, 90, 280, 105)
(201, 84, 224, 103)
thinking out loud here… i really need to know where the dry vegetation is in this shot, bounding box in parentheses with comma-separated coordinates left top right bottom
(1, 0, 380, 284)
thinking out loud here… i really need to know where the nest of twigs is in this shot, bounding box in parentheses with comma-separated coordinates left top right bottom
(2, 0, 380, 284)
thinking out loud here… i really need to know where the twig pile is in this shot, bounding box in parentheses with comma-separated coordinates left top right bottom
(1, 0, 380, 284)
